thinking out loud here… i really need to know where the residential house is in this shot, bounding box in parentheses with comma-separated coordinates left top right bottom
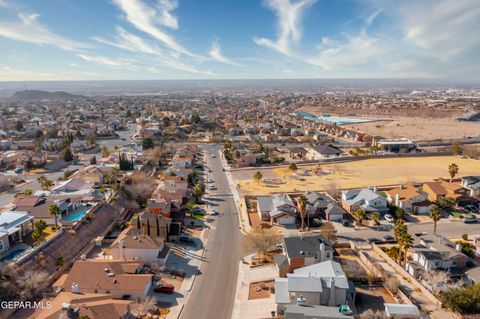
(32, 292, 134, 319)
(385, 184, 433, 214)
(257, 194, 297, 225)
(110, 227, 170, 265)
(341, 188, 389, 214)
(422, 180, 468, 203)
(306, 144, 343, 160)
(12, 195, 73, 225)
(55, 260, 152, 300)
(236, 154, 258, 168)
(275, 260, 353, 314)
(283, 304, 353, 319)
(0, 211, 33, 256)
(461, 176, 480, 197)
(288, 147, 307, 159)
(406, 234, 467, 278)
(303, 192, 346, 222)
(275, 235, 334, 276)
(50, 178, 101, 199)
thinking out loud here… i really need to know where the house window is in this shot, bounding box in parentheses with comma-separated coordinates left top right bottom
(325, 252, 331, 259)
(0, 241, 3, 252)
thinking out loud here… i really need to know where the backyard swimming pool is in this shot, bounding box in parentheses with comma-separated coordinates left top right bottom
(63, 206, 92, 222)
(0, 247, 28, 261)
(293, 111, 377, 125)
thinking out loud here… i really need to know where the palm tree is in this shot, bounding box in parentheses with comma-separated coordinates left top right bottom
(186, 200, 196, 217)
(353, 209, 365, 225)
(371, 212, 381, 225)
(297, 195, 308, 231)
(48, 204, 60, 227)
(430, 205, 442, 235)
(398, 231, 413, 267)
(448, 163, 459, 182)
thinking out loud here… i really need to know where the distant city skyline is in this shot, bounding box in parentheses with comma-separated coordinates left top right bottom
(0, 0, 479, 81)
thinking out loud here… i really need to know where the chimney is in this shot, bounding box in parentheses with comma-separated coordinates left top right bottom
(119, 239, 124, 260)
(297, 295, 306, 306)
(395, 193, 400, 206)
(319, 242, 326, 262)
(373, 186, 378, 193)
(328, 278, 336, 306)
(456, 244, 462, 252)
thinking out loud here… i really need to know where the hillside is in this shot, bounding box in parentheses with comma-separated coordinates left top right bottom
(7, 90, 85, 102)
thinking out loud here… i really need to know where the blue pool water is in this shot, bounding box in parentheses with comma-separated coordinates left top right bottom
(293, 111, 376, 125)
(64, 206, 91, 222)
(1, 247, 28, 261)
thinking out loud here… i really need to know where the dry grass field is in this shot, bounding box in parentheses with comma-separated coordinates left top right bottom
(344, 116, 480, 141)
(236, 156, 480, 195)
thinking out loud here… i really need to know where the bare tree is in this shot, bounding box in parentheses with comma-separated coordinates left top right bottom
(18, 270, 49, 299)
(359, 309, 388, 319)
(421, 270, 464, 294)
(385, 275, 400, 294)
(241, 228, 282, 257)
(134, 296, 157, 317)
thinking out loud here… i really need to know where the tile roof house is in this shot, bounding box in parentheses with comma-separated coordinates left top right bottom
(32, 292, 134, 319)
(275, 260, 353, 315)
(385, 184, 433, 214)
(341, 188, 388, 214)
(12, 195, 74, 225)
(283, 304, 353, 319)
(422, 181, 468, 202)
(257, 194, 297, 225)
(54, 260, 152, 300)
(275, 235, 334, 276)
(461, 176, 480, 197)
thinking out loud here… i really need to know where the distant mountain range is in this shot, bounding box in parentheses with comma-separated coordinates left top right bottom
(7, 90, 85, 102)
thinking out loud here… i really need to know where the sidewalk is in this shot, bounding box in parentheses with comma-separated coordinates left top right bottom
(232, 254, 277, 319)
(166, 226, 210, 319)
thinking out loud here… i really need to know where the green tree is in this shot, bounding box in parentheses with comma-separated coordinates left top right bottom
(48, 204, 61, 227)
(448, 163, 459, 182)
(15, 120, 24, 131)
(430, 205, 442, 235)
(90, 155, 97, 165)
(32, 220, 47, 243)
(438, 284, 480, 314)
(22, 189, 32, 196)
(371, 212, 381, 225)
(253, 171, 263, 185)
(288, 163, 298, 176)
(186, 200, 196, 216)
(353, 209, 365, 225)
(61, 147, 74, 162)
(142, 138, 154, 150)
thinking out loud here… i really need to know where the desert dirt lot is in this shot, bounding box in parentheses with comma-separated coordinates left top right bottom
(344, 116, 480, 141)
(235, 156, 480, 195)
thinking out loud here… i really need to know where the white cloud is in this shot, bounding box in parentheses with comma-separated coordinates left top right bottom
(208, 40, 239, 65)
(309, 31, 384, 70)
(112, 0, 194, 57)
(77, 54, 138, 70)
(94, 26, 163, 55)
(0, 12, 89, 51)
(390, 0, 480, 62)
(253, 0, 316, 56)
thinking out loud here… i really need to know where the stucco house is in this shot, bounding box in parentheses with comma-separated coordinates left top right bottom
(341, 188, 388, 214)
(385, 184, 433, 214)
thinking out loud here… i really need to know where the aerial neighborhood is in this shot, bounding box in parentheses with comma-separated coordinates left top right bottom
(0, 86, 479, 319)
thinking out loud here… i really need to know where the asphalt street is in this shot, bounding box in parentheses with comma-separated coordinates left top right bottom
(179, 145, 243, 319)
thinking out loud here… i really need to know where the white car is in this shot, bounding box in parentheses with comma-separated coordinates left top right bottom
(384, 214, 395, 223)
(210, 208, 219, 216)
(208, 184, 216, 190)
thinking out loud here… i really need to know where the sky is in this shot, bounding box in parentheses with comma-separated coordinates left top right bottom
(0, 0, 479, 81)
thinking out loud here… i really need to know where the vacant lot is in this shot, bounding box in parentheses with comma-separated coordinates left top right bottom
(235, 156, 480, 195)
(344, 116, 480, 141)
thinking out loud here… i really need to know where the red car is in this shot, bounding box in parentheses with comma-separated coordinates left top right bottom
(153, 281, 175, 294)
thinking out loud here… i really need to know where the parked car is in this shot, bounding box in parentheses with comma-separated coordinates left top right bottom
(178, 234, 195, 244)
(153, 281, 174, 294)
(338, 219, 349, 227)
(210, 208, 219, 216)
(462, 217, 478, 224)
(414, 232, 428, 237)
(367, 238, 382, 244)
(382, 235, 396, 243)
(384, 214, 395, 223)
(208, 184, 216, 190)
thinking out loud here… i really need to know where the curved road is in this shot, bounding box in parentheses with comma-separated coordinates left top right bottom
(179, 145, 243, 319)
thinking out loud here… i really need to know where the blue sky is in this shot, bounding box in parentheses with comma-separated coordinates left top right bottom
(0, 0, 479, 81)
